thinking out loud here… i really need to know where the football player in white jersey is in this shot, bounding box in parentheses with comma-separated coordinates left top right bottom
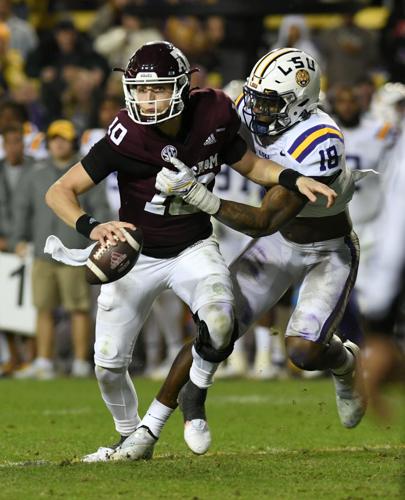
(330, 85, 395, 297)
(119, 48, 366, 461)
(214, 80, 287, 380)
(214, 149, 287, 380)
(45, 42, 335, 463)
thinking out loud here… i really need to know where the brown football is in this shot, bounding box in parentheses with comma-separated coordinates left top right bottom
(85, 227, 143, 285)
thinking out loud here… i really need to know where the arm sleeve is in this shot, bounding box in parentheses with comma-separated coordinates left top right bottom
(81, 137, 118, 184)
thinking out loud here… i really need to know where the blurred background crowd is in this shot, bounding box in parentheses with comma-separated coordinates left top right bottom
(0, 0, 404, 418)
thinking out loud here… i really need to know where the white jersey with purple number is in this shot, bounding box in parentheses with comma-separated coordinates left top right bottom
(237, 97, 356, 218)
(339, 118, 394, 226)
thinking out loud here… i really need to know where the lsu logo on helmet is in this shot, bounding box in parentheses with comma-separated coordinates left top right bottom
(243, 48, 321, 136)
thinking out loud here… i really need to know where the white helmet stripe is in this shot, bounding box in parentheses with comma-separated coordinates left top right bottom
(252, 48, 299, 80)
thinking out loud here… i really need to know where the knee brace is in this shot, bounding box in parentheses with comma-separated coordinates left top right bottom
(194, 316, 239, 363)
(95, 364, 126, 385)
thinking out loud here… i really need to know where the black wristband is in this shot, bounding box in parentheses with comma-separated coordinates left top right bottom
(278, 168, 302, 193)
(75, 214, 100, 239)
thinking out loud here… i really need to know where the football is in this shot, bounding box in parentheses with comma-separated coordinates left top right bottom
(85, 227, 143, 285)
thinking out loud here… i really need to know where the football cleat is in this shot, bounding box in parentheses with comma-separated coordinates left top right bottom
(82, 446, 118, 463)
(332, 340, 367, 428)
(112, 426, 157, 461)
(178, 380, 211, 455)
(184, 419, 212, 455)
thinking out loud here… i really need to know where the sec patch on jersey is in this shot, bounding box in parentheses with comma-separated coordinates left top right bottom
(85, 227, 143, 285)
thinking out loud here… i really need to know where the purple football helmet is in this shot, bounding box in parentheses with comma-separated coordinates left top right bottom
(122, 41, 192, 124)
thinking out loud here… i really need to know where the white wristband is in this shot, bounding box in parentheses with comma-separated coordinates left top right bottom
(183, 182, 221, 215)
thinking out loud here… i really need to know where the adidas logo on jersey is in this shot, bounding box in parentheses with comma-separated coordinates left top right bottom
(110, 251, 127, 270)
(203, 134, 217, 146)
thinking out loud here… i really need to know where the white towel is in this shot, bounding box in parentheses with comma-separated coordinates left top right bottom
(44, 235, 96, 266)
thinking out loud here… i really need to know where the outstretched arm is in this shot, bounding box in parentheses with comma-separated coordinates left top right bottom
(214, 185, 305, 237)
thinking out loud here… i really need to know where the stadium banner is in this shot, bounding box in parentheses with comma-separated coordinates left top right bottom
(0, 252, 36, 336)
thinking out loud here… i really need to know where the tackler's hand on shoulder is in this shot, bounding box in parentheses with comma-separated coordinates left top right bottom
(156, 157, 220, 215)
(155, 157, 197, 197)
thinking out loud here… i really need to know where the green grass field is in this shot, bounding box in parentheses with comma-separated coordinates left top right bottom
(0, 377, 403, 499)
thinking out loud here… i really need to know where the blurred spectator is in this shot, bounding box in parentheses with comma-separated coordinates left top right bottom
(271, 15, 324, 69)
(90, 0, 131, 39)
(0, 124, 35, 375)
(165, 15, 241, 87)
(0, 22, 27, 96)
(0, 124, 33, 251)
(319, 13, 380, 87)
(328, 84, 396, 355)
(81, 94, 123, 155)
(11, 120, 111, 379)
(354, 76, 376, 116)
(80, 94, 123, 215)
(357, 122, 405, 421)
(165, 16, 207, 61)
(61, 67, 106, 135)
(0, 0, 38, 58)
(94, 4, 163, 70)
(381, 0, 405, 81)
(0, 100, 47, 160)
(369, 81, 405, 126)
(26, 18, 110, 125)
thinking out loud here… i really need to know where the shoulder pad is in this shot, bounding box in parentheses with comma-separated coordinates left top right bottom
(286, 123, 344, 164)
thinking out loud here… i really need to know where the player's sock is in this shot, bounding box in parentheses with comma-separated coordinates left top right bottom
(271, 328, 287, 367)
(139, 399, 174, 438)
(331, 336, 355, 375)
(178, 380, 207, 421)
(189, 347, 218, 388)
(254, 326, 272, 354)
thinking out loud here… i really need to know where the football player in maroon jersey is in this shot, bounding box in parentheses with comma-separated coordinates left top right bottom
(45, 41, 336, 462)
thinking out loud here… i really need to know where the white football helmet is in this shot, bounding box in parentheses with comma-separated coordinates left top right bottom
(370, 82, 405, 125)
(243, 47, 321, 135)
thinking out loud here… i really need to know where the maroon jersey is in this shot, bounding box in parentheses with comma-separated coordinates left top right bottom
(81, 88, 247, 258)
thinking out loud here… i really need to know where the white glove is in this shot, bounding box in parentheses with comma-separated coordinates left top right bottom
(155, 157, 197, 196)
(155, 157, 221, 215)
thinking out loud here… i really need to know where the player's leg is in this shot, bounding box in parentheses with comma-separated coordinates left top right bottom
(58, 265, 92, 377)
(284, 232, 366, 428)
(142, 308, 163, 377)
(251, 309, 282, 380)
(177, 300, 236, 454)
(119, 236, 237, 458)
(171, 237, 237, 454)
(338, 291, 364, 346)
(150, 291, 185, 379)
(14, 259, 60, 379)
(83, 255, 165, 462)
(120, 234, 293, 459)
